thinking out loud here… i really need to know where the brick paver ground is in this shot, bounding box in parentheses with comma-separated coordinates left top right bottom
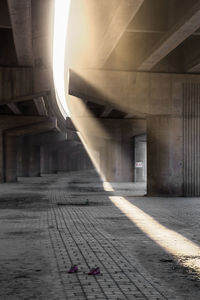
(48, 192, 168, 299)
(0, 170, 199, 299)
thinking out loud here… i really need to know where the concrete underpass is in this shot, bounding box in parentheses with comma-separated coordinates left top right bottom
(0, 0, 200, 299)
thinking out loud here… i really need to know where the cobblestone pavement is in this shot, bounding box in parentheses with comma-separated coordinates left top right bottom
(0, 171, 199, 299)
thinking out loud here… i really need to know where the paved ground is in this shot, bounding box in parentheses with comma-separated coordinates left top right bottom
(0, 170, 199, 299)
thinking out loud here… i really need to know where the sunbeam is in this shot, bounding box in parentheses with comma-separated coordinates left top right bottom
(110, 196, 200, 275)
(53, 0, 71, 117)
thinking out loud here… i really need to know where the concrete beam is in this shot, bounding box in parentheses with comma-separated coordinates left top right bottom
(6, 117, 58, 137)
(0, 91, 49, 106)
(0, 115, 48, 130)
(5, 135, 17, 182)
(124, 113, 134, 119)
(29, 131, 67, 146)
(100, 106, 113, 118)
(188, 64, 200, 73)
(139, 0, 200, 71)
(69, 69, 200, 116)
(7, 103, 21, 115)
(0, 25, 11, 29)
(126, 28, 200, 36)
(186, 57, 200, 73)
(126, 29, 166, 34)
(69, 114, 146, 141)
(7, 0, 33, 65)
(95, 0, 144, 66)
(68, 0, 143, 68)
(33, 96, 48, 116)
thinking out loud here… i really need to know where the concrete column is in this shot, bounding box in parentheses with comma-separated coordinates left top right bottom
(120, 137, 134, 182)
(65, 152, 69, 171)
(52, 150, 58, 173)
(108, 139, 122, 182)
(47, 149, 53, 173)
(40, 146, 55, 174)
(57, 150, 66, 171)
(57, 150, 62, 171)
(99, 139, 120, 182)
(29, 145, 40, 176)
(40, 146, 48, 174)
(147, 116, 183, 196)
(16, 137, 23, 177)
(58, 150, 62, 171)
(17, 137, 29, 177)
(0, 130, 4, 182)
(99, 135, 134, 182)
(64, 151, 68, 171)
(5, 135, 17, 182)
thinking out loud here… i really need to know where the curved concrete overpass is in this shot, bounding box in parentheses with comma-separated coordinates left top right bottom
(1, 0, 200, 196)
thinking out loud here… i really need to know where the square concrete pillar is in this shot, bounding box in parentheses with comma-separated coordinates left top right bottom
(99, 137, 133, 182)
(40, 146, 55, 174)
(40, 146, 49, 174)
(147, 116, 183, 196)
(52, 150, 58, 173)
(29, 145, 40, 177)
(17, 137, 29, 177)
(5, 135, 18, 182)
(57, 150, 68, 171)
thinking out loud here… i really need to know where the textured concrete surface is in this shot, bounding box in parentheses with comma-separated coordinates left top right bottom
(0, 170, 199, 299)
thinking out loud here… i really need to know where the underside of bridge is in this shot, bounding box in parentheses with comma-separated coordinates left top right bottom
(0, 0, 200, 299)
(1, 0, 200, 196)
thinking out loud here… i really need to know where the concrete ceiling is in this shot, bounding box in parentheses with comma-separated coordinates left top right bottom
(66, 0, 200, 119)
(2, 0, 200, 122)
(67, 0, 200, 73)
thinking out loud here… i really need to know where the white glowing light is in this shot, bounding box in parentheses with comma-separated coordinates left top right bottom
(103, 182, 114, 191)
(53, 0, 71, 117)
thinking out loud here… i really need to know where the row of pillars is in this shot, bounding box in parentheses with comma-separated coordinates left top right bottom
(5, 136, 57, 182)
(1, 113, 194, 197)
(1, 134, 93, 183)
